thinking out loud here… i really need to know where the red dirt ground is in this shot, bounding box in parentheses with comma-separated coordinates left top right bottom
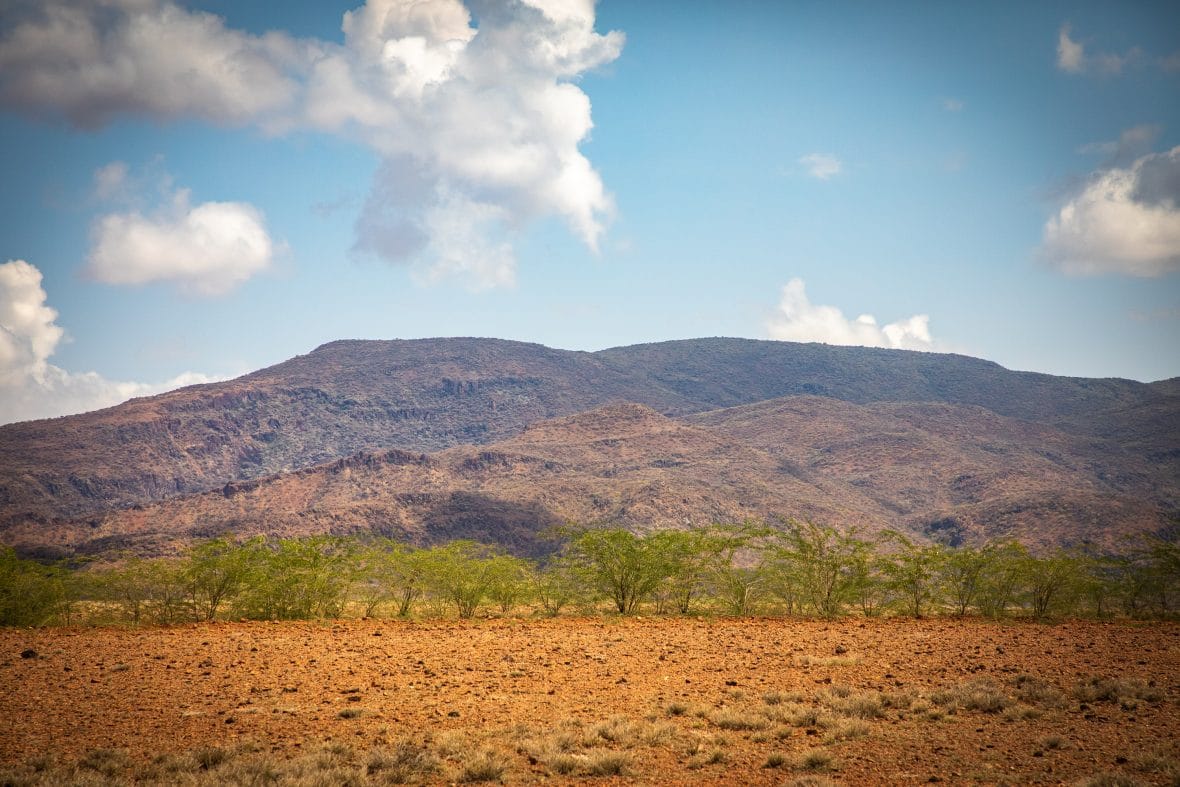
(2, 617, 1178, 784)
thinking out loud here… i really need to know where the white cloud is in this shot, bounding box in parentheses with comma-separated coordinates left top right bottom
(93, 161, 129, 200)
(0, 0, 623, 289)
(0, 260, 219, 425)
(0, 0, 310, 129)
(87, 183, 277, 295)
(799, 153, 842, 181)
(1056, 24, 1085, 72)
(1040, 146, 1180, 277)
(1077, 125, 1160, 167)
(766, 278, 935, 351)
(941, 98, 965, 112)
(1056, 23, 1138, 75)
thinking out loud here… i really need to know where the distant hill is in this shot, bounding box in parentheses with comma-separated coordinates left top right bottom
(4, 399, 1173, 559)
(1, 337, 1176, 553)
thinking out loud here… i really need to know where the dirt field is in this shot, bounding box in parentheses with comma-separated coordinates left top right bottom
(2, 617, 1178, 785)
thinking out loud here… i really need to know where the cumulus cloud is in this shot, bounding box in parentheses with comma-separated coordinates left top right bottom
(0, 260, 219, 425)
(1040, 146, 1180, 277)
(799, 153, 842, 180)
(86, 183, 276, 296)
(1056, 23, 1139, 75)
(765, 278, 935, 351)
(0, 0, 623, 288)
(0, 0, 310, 128)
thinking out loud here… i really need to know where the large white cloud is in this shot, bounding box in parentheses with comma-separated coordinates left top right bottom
(1041, 146, 1180, 277)
(86, 183, 277, 295)
(0, 0, 310, 128)
(766, 278, 935, 351)
(0, 0, 623, 288)
(0, 259, 218, 425)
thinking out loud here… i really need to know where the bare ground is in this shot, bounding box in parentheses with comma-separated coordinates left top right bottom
(1, 617, 1178, 785)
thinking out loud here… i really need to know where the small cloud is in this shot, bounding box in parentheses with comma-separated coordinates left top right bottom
(799, 153, 843, 181)
(1040, 145, 1180, 277)
(941, 97, 965, 112)
(0, 259, 220, 424)
(765, 278, 935, 351)
(87, 181, 278, 296)
(93, 161, 129, 201)
(1056, 23, 1140, 75)
(1161, 51, 1180, 73)
(310, 194, 358, 219)
(1077, 124, 1161, 167)
(1057, 24, 1085, 72)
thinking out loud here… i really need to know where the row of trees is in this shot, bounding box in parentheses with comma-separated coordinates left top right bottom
(2, 522, 1177, 626)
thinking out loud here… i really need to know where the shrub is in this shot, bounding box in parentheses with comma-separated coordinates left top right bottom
(799, 748, 834, 771)
(584, 750, 632, 777)
(458, 748, 508, 783)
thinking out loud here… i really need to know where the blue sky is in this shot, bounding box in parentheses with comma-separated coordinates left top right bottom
(1, 0, 1179, 424)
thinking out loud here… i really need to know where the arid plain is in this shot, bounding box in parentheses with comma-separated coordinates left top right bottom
(2, 616, 1178, 785)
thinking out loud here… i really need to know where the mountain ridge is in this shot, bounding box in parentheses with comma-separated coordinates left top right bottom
(1, 337, 1176, 553)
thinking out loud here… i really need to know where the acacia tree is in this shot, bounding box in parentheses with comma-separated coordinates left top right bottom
(100, 556, 191, 624)
(1022, 549, 1083, 619)
(766, 522, 868, 618)
(567, 528, 674, 614)
(353, 539, 431, 617)
(234, 536, 355, 620)
(533, 555, 587, 617)
(0, 547, 67, 627)
(879, 532, 946, 618)
(420, 541, 527, 618)
(184, 536, 260, 622)
(701, 524, 772, 616)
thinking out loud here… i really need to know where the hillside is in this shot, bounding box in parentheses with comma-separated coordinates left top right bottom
(6, 399, 1172, 559)
(0, 337, 1176, 551)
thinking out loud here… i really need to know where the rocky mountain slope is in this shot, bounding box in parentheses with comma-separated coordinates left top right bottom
(6, 400, 1173, 559)
(1, 337, 1176, 554)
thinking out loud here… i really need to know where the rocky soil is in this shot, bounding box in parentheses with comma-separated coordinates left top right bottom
(2, 617, 1177, 784)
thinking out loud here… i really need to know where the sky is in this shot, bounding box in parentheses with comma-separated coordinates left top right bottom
(1, 0, 1179, 425)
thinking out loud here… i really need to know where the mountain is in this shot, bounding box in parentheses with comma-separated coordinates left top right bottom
(1, 337, 1176, 554)
(4, 398, 1174, 559)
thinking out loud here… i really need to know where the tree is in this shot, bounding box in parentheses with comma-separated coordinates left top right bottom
(99, 556, 191, 625)
(974, 541, 1028, 618)
(766, 522, 868, 618)
(420, 541, 521, 618)
(233, 536, 354, 620)
(183, 536, 259, 622)
(533, 555, 586, 616)
(879, 532, 947, 618)
(1021, 549, 1082, 619)
(0, 547, 67, 627)
(353, 540, 430, 618)
(567, 528, 675, 614)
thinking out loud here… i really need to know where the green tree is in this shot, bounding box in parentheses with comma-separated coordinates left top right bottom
(99, 556, 191, 625)
(0, 547, 67, 627)
(566, 528, 675, 614)
(766, 522, 868, 618)
(183, 536, 260, 622)
(234, 536, 353, 620)
(533, 555, 587, 617)
(1021, 549, 1083, 619)
(974, 541, 1028, 618)
(879, 532, 947, 618)
(420, 541, 521, 618)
